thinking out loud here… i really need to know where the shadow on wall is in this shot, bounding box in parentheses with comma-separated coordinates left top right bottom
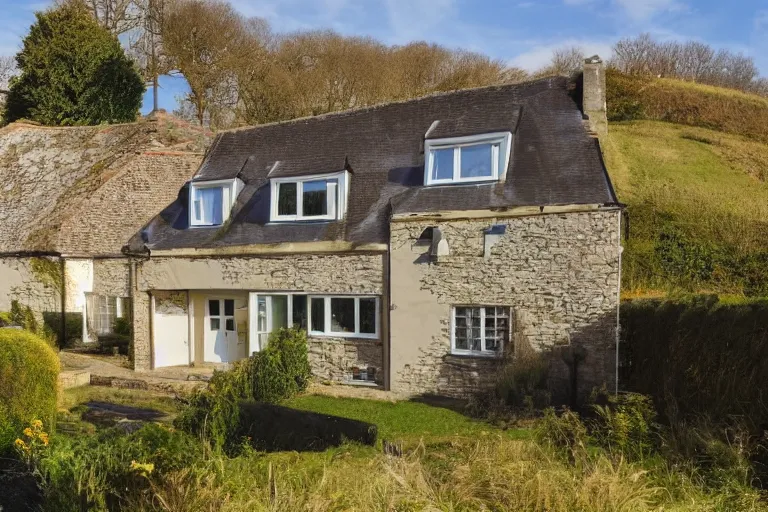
(423, 312, 617, 408)
(42, 312, 83, 348)
(238, 402, 377, 452)
(620, 295, 768, 424)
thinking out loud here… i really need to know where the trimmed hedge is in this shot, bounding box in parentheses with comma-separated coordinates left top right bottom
(620, 296, 768, 425)
(0, 328, 60, 454)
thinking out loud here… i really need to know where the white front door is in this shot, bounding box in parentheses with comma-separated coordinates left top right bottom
(204, 298, 244, 363)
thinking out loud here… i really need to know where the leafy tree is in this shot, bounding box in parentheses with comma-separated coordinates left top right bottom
(3, 1, 144, 126)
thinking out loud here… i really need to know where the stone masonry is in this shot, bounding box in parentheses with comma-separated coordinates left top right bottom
(388, 210, 621, 402)
(132, 253, 386, 381)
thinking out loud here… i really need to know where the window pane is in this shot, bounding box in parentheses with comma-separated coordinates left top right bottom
(208, 299, 220, 316)
(455, 328, 469, 350)
(359, 298, 376, 334)
(196, 187, 224, 224)
(460, 144, 493, 178)
(311, 298, 325, 332)
(431, 148, 454, 181)
(278, 182, 297, 216)
(210, 318, 220, 330)
(330, 298, 355, 333)
(225, 318, 235, 331)
(224, 299, 234, 316)
(292, 295, 308, 330)
(471, 327, 482, 351)
(302, 180, 328, 216)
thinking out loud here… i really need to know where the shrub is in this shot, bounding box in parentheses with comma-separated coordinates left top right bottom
(0, 329, 60, 455)
(535, 407, 588, 463)
(176, 327, 312, 452)
(590, 392, 658, 461)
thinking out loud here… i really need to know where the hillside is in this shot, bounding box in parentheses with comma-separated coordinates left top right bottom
(603, 120, 768, 297)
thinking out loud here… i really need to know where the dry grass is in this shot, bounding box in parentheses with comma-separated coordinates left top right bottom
(131, 435, 768, 512)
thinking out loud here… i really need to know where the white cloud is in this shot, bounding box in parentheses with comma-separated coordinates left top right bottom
(509, 39, 614, 71)
(613, 0, 683, 23)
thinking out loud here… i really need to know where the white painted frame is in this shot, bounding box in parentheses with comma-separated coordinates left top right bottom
(189, 178, 242, 227)
(424, 132, 512, 186)
(308, 295, 379, 339)
(269, 170, 349, 222)
(450, 305, 508, 357)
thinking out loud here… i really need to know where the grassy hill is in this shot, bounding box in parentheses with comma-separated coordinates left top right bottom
(602, 75, 768, 298)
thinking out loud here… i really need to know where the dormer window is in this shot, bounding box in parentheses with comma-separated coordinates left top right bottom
(270, 171, 349, 222)
(424, 132, 512, 186)
(189, 179, 241, 227)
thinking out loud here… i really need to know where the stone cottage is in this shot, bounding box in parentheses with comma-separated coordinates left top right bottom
(125, 58, 622, 401)
(0, 114, 204, 344)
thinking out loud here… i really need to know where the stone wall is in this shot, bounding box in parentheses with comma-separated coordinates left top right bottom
(0, 257, 62, 318)
(133, 254, 386, 375)
(389, 210, 621, 401)
(92, 258, 131, 297)
(308, 336, 384, 385)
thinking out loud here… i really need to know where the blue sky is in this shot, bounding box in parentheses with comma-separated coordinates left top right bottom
(1, 0, 767, 114)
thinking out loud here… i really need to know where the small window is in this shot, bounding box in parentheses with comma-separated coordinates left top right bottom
(424, 132, 511, 186)
(452, 306, 508, 356)
(190, 179, 239, 227)
(270, 171, 348, 222)
(308, 296, 378, 339)
(86, 294, 131, 336)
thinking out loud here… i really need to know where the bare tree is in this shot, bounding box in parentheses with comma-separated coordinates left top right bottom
(0, 56, 15, 92)
(162, 0, 252, 126)
(539, 46, 584, 77)
(130, 0, 171, 112)
(56, 0, 141, 35)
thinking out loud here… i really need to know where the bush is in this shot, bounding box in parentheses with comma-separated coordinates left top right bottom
(39, 423, 203, 510)
(535, 407, 588, 463)
(176, 327, 312, 452)
(590, 392, 658, 461)
(0, 329, 60, 455)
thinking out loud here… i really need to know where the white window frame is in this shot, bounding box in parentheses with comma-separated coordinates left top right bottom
(269, 170, 349, 222)
(189, 178, 241, 227)
(450, 305, 509, 357)
(424, 132, 512, 186)
(308, 295, 379, 339)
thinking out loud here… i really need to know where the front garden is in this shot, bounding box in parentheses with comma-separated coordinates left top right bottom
(2, 325, 768, 511)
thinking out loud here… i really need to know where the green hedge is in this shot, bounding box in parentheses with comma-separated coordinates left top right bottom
(620, 296, 768, 425)
(0, 328, 60, 454)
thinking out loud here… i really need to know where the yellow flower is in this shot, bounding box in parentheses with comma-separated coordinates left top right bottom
(39, 433, 49, 446)
(23, 428, 33, 438)
(129, 461, 155, 475)
(31, 420, 43, 429)
(14, 438, 26, 448)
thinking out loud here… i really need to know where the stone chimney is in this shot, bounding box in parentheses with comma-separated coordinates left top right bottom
(583, 55, 607, 135)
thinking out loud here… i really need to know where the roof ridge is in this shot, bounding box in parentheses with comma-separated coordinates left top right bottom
(215, 76, 567, 136)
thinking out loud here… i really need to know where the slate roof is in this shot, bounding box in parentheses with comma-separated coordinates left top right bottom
(130, 76, 619, 252)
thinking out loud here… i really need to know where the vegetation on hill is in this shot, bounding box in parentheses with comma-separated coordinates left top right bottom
(603, 73, 768, 297)
(2, 0, 144, 126)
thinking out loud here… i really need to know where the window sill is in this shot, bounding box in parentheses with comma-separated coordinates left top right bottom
(309, 332, 379, 341)
(342, 380, 381, 388)
(449, 350, 502, 359)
